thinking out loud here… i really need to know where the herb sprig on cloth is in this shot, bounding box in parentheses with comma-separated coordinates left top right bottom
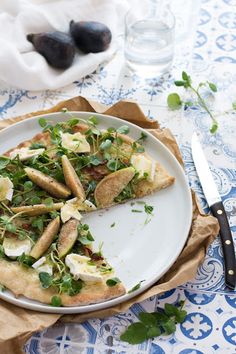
(167, 71, 218, 133)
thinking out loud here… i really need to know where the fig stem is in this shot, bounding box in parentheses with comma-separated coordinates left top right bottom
(27, 34, 34, 43)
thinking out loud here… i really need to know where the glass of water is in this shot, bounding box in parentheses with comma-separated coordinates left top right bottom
(124, 1, 175, 77)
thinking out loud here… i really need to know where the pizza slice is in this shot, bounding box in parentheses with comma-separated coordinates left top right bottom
(0, 113, 174, 307)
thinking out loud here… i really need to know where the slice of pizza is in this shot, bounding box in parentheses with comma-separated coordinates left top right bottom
(0, 114, 174, 307)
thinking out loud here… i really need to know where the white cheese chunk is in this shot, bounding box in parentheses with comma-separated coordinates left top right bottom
(61, 132, 90, 153)
(60, 198, 96, 223)
(0, 176, 14, 201)
(61, 203, 82, 223)
(131, 155, 156, 181)
(9, 147, 45, 161)
(36, 264, 53, 275)
(3, 238, 32, 259)
(32, 256, 53, 275)
(32, 256, 46, 269)
(65, 253, 102, 282)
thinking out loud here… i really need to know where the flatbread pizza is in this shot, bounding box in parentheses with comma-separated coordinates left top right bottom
(0, 113, 174, 307)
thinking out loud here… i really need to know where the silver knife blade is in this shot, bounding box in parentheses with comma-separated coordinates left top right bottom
(191, 132, 221, 207)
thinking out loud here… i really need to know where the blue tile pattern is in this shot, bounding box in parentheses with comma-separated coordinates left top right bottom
(0, 0, 235, 353)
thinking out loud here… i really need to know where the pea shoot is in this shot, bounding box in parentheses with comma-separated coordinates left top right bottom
(167, 71, 218, 133)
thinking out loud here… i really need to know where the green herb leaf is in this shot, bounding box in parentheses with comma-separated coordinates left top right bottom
(110, 222, 115, 228)
(51, 295, 62, 307)
(30, 142, 46, 150)
(0, 157, 10, 170)
(175, 309, 187, 323)
(106, 277, 121, 287)
(44, 197, 54, 207)
(88, 116, 98, 126)
(167, 93, 182, 110)
(12, 195, 23, 206)
(162, 318, 176, 334)
(210, 121, 218, 134)
(140, 131, 147, 140)
(24, 181, 33, 191)
(67, 118, 79, 127)
(30, 196, 41, 205)
(69, 279, 83, 296)
(32, 217, 45, 232)
(106, 159, 117, 171)
(120, 301, 187, 345)
(17, 253, 35, 267)
(131, 209, 143, 213)
(38, 118, 47, 128)
(132, 142, 145, 153)
(174, 80, 185, 87)
(139, 312, 157, 327)
(39, 272, 53, 289)
(79, 234, 94, 245)
(107, 127, 116, 133)
(89, 155, 103, 166)
(128, 281, 143, 293)
(6, 223, 16, 233)
(182, 71, 191, 86)
(116, 136, 123, 146)
(144, 204, 154, 214)
(164, 303, 178, 316)
(208, 82, 217, 92)
(120, 322, 148, 344)
(100, 139, 112, 151)
(232, 102, 236, 110)
(0, 245, 5, 259)
(146, 326, 161, 338)
(116, 125, 130, 135)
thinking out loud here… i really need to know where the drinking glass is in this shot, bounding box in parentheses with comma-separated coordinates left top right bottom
(124, 1, 175, 77)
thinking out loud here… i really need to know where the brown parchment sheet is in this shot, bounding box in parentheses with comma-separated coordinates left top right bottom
(0, 96, 220, 354)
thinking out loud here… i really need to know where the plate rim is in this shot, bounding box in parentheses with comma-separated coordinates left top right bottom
(0, 111, 192, 313)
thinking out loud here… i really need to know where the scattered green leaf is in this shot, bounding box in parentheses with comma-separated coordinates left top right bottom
(120, 301, 187, 344)
(210, 121, 218, 134)
(144, 204, 154, 215)
(17, 253, 35, 268)
(38, 118, 47, 128)
(116, 125, 130, 135)
(0, 157, 10, 170)
(120, 322, 148, 344)
(51, 295, 62, 307)
(39, 272, 53, 289)
(167, 93, 182, 110)
(106, 277, 121, 287)
(88, 116, 98, 126)
(128, 280, 144, 293)
(208, 82, 217, 92)
(100, 139, 112, 151)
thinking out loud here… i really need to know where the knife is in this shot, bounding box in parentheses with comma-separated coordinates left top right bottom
(191, 132, 236, 289)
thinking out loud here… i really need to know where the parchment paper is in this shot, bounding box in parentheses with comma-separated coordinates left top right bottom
(0, 96, 219, 354)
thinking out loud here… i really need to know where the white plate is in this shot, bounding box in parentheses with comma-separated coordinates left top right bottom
(0, 111, 192, 314)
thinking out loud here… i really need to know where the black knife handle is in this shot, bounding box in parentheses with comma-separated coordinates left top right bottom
(211, 201, 236, 289)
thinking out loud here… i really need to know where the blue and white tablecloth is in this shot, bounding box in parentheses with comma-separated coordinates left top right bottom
(0, 0, 236, 353)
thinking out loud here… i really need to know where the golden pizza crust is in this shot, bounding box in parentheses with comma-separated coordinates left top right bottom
(0, 259, 125, 306)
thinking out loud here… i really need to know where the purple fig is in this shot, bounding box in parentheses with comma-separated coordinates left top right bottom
(27, 31, 75, 69)
(69, 21, 112, 53)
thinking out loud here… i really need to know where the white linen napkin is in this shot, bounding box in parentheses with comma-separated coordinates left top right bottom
(0, 0, 129, 91)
